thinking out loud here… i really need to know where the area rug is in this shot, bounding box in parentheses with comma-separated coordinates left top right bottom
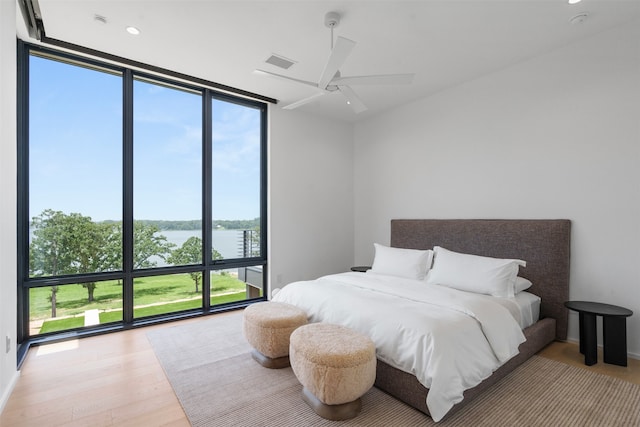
(147, 312, 640, 427)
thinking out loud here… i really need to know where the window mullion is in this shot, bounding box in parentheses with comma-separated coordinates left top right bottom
(16, 41, 31, 345)
(202, 89, 213, 309)
(122, 68, 134, 323)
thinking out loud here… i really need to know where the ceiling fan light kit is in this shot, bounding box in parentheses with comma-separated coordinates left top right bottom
(255, 11, 415, 114)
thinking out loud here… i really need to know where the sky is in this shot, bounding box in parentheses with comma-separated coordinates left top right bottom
(29, 54, 262, 223)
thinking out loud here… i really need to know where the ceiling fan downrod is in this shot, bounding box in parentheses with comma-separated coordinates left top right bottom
(324, 11, 341, 50)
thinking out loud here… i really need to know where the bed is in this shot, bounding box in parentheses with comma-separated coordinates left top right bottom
(274, 219, 571, 421)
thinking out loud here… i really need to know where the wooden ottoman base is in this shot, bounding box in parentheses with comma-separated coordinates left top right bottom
(250, 349, 290, 369)
(301, 387, 362, 421)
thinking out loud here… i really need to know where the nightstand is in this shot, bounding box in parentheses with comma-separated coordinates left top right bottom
(564, 301, 633, 366)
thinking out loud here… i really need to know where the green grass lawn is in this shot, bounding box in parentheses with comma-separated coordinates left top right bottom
(34, 272, 254, 335)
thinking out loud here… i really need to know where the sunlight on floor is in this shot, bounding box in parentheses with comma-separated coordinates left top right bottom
(35, 339, 79, 356)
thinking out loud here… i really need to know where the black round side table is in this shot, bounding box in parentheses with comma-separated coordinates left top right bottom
(564, 301, 633, 367)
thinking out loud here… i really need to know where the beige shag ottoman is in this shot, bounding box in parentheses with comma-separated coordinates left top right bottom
(289, 323, 376, 421)
(243, 301, 307, 369)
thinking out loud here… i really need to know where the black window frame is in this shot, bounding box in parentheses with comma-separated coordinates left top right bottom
(16, 41, 268, 364)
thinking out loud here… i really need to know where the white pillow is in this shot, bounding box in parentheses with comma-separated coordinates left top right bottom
(370, 243, 434, 280)
(514, 276, 533, 294)
(426, 246, 526, 298)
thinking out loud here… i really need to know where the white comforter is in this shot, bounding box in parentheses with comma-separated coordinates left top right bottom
(272, 272, 526, 422)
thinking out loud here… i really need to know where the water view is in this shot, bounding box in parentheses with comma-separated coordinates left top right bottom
(153, 229, 247, 266)
(24, 50, 266, 341)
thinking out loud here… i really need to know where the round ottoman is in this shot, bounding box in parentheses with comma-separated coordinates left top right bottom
(289, 323, 376, 421)
(243, 301, 307, 369)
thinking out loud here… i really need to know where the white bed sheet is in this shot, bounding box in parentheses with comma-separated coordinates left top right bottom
(483, 291, 541, 329)
(272, 272, 526, 421)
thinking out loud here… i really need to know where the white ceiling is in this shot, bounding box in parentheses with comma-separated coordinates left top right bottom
(17, 0, 640, 122)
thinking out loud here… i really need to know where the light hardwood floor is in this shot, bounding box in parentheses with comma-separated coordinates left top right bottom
(1, 312, 639, 426)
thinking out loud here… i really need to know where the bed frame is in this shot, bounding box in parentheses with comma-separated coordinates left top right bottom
(374, 219, 571, 419)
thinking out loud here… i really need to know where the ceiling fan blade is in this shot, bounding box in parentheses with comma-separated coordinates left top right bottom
(331, 73, 414, 86)
(282, 92, 326, 110)
(338, 85, 367, 114)
(318, 36, 356, 90)
(254, 69, 319, 89)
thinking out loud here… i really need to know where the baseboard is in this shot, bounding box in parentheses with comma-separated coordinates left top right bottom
(565, 338, 640, 361)
(0, 370, 20, 415)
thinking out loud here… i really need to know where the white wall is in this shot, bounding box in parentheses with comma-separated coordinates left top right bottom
(0, 0, 19, 413)
(269, 107, 354, 295)
(353, 21, 640, 356)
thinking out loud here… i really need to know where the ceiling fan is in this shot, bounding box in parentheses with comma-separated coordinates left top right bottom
(255, 11, 414, 114)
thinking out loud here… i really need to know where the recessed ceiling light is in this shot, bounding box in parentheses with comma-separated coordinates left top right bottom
(126, 26, 140, 35)
(568, 0, 582, 4)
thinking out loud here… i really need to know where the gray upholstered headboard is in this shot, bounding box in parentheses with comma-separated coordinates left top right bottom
(390, 219, 571, 340)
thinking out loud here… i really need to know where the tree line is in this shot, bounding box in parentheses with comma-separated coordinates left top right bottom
(29, 209, 236, 318)
(103, 218, 260, 231)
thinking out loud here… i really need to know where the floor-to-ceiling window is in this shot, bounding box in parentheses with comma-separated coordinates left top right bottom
(17, 43, 267, 347)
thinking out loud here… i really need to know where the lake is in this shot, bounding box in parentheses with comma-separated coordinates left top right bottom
(29, 228, 247, 268)
(153, 229, 248, 266)
(162, 229, 244, 258)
